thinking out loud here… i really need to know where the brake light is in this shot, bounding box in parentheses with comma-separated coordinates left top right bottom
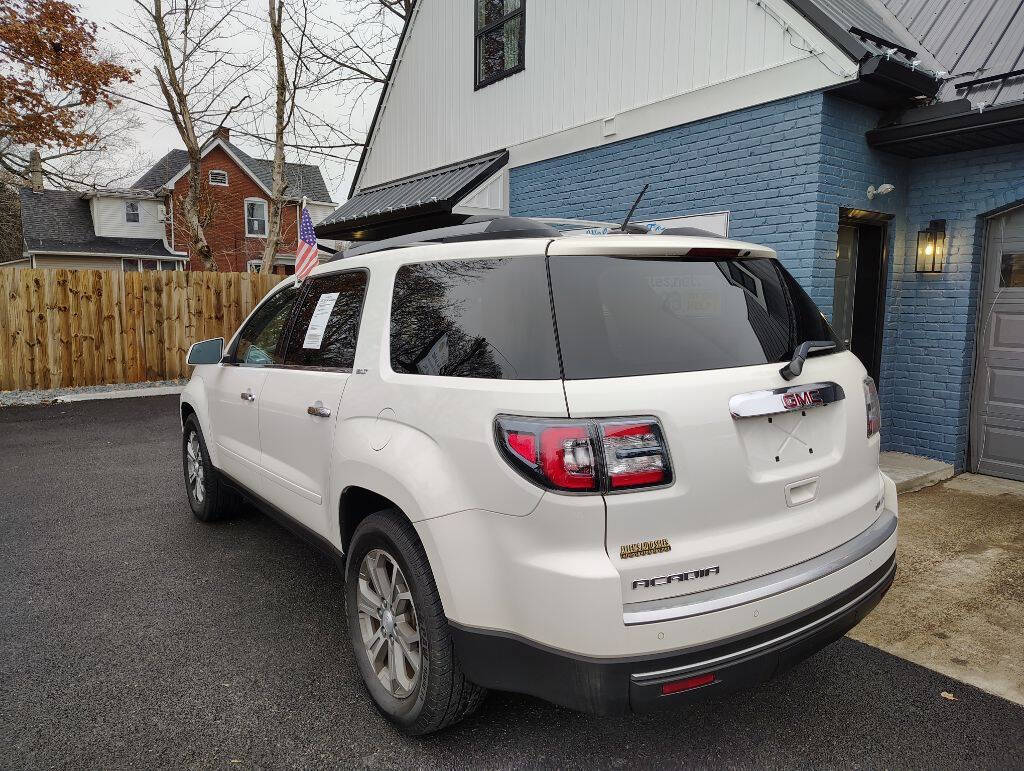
(864, 376, 881, 438)
(495, 415, 672, 493)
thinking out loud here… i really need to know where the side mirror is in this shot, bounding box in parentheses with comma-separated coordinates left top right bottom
(187, 337, 224, 366)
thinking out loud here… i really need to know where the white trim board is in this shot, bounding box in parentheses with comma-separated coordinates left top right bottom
(507, 57, 851, 171)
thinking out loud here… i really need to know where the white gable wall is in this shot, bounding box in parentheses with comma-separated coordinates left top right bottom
(358, 0, 859, 191)
(91, 196, 166, 239)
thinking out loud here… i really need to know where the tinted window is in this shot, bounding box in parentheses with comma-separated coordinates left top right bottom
(390, 257, 559, 379)
(548, 256, 839, 379)
(285, 271, 368, 369)
(234, 285, 299, 366)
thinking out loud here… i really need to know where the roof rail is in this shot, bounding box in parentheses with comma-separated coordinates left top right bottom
(334, 216, 561, 259)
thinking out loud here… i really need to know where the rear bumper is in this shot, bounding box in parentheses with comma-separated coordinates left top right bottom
(450, 555, 896, 715)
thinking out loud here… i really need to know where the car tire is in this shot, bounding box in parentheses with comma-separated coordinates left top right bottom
(345, 509, 486, 735)
(182, 414, 234, 522)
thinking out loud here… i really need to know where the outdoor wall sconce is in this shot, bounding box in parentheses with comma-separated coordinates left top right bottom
(916, 219, 946, 273)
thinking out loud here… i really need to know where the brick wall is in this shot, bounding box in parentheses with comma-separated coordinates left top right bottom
(511, 92, 829, 298)
(887, 144, 1024, 467)
(170, 146, 299, 272)
(509, 90, 1024, 469)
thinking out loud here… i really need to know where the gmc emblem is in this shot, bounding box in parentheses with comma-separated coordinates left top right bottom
(782, 390, 824, 410)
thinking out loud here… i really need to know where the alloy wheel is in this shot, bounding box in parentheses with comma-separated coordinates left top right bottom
(357, 548, 422, 699)
(186, 432, 205, 504)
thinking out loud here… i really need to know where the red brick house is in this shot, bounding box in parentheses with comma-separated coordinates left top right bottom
(133, 128, 337, 273)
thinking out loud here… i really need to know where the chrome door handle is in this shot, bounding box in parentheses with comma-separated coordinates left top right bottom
(240, 391, 255, 402)
(307, 402, 331, 418)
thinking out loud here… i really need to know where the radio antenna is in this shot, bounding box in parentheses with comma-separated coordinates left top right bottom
(620, 184, 649, 231)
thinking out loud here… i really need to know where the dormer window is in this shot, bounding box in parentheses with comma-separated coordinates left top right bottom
(209, 169, 229, 186)
(475, 0, 525, 89)
(125, 201, 140, 223)
(245, 198, 267, 237)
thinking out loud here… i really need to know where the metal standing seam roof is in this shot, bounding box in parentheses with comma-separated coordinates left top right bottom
(810, 0, 1024, 108)
(316, 149, 509, 237)
(882, 0, 1024, 108)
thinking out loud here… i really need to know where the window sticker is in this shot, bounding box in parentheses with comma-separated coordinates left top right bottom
(302, 292, 340, 349)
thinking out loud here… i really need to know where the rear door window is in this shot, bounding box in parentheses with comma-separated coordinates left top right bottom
(548, 255, 839, 379)
(284, 270, 368, 370)
(389, 257, 560, 379)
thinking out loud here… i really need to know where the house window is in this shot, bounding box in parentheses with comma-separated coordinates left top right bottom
(245, 198, 268, 237)
(209, 169, 229, 186)
(125, 201, 140, 223)
(474, 0, 524, 89)
(122, 258, 182, 271)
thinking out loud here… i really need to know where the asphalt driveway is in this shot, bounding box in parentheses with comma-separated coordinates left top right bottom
(1, 396, 1022, 770)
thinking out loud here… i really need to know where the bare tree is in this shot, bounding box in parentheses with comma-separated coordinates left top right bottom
(259, 0, 290, 273)
(0, 97, 146, 190)
(120, 0, 253, 270)
(304, 0, 411, 151)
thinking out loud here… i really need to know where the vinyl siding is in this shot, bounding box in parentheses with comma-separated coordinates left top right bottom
(358, 0, 857, 189)
(33, 255, 121, 270)
(91, 197, 165, 239)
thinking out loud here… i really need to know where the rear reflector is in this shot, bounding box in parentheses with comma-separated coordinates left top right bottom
(661, 673, 716, 695)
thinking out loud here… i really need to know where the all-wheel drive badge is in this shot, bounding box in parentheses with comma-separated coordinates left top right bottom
(620, 538, 671, 559)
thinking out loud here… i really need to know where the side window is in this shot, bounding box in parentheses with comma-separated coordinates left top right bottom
(234, 285, 299, 367)
(389, 257, 560, 380)
(284, 271, 368, 369)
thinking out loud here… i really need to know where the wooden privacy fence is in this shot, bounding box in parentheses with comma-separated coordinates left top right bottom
(0, 269, 285, 392)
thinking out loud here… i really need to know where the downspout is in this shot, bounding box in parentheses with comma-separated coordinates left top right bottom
(162, 191, 187, 258)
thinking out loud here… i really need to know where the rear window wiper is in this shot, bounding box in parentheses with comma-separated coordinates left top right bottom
(780, 340, 837, 381)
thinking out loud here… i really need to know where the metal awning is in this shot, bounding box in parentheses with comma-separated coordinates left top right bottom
(316, 149, 508, 241)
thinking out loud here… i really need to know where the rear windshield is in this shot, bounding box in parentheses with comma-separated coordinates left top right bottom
(548, 255, 839, 379)
(390, 257, 561, 379)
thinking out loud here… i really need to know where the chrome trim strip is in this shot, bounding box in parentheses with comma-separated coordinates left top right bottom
(630, 558, 896, 684)
(729, 381, 846, 419)
(622, 509, 896, 626)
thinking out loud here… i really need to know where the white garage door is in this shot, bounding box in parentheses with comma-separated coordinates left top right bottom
(971, 206, 1024, 480)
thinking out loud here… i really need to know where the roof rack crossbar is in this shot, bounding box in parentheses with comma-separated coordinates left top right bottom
(334, 216, 561, 259)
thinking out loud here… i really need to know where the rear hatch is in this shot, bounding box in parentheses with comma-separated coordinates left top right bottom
(546, 240, 883, 605)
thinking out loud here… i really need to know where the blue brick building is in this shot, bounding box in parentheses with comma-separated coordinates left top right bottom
(320, 0, 1024, 479)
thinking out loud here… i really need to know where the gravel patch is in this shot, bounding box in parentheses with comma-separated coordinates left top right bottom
(0, 379, 187, 407)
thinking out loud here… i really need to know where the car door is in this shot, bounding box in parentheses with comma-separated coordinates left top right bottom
(258, 270, 369, 534)
(205, 282, 300, 493)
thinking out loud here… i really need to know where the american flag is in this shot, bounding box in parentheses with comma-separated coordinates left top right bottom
(294, 204, 319, 281)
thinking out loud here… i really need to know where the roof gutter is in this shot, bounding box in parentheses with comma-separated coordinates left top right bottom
(867, 99, 1024, 157)
(828, 54, 940, 109)
(785, 0, 939, 108)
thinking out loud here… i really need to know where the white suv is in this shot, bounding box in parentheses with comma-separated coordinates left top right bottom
(180, 218, 897, 735)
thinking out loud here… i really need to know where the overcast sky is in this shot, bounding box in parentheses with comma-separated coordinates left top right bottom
(76, 0, 382, 202)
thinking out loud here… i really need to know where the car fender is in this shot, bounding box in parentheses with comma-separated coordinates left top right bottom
(180, 370, 219, 469)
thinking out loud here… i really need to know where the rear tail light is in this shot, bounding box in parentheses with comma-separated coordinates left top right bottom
(495, 415, 672, 493)
(864, 376, 881, 438)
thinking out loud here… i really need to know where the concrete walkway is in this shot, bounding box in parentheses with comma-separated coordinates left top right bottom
(851, 473, 1024, 705)
(880, 451, 954, 493)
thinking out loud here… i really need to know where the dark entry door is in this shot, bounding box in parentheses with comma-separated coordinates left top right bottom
(971, 206, 1024, 480)
(832, 215, 889, 383)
